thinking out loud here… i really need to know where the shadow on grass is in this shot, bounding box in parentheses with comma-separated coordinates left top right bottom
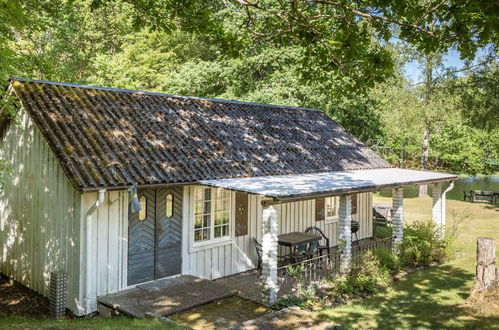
(319, 265, 499, 329)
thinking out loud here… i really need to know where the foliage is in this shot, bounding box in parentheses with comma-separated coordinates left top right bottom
(373, 225, 392, 240)
(285, 263, 317, 303)
(274, 296, 306, 310)
(370, 248, 401, 275)
(401, 220, 452, 267)
(328, 250, 390, 296)
(452, 62, 499, 132)
(0, 159, 12, 191)
(105, 0, 499, 93)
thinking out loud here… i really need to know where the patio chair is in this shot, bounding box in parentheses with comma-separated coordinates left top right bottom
(304, 226, 330, 257)
(306, 240, 319, 258)
(253, 238, 290, 277)
(289, 243, 308, 263)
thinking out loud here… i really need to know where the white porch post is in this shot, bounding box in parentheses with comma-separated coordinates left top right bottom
(338, 195, 352, 273)
(432, 182, 443, 237)
(262, 204, 278, 305)
(441, 181, 454, 236)
(392, 188, 404, 249)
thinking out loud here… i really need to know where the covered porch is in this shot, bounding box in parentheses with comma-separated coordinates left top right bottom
(200, 168, 457, 304)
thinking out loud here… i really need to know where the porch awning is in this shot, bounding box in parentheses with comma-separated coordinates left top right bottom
(198, 168, 457, 201)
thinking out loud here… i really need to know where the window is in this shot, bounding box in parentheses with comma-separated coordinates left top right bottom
(138, 196, 147, 221)
(325, 195, 358, 222)
(193, 187, 231, 243)
(166, 193, 173, 218)
(325, 196, 339, 222)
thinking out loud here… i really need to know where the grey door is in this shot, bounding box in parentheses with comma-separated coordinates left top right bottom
(155, 187, 182, 278)
(128, 187, 182, 285)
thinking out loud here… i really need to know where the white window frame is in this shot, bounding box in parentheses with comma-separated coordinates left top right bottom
(325, 196, 339, 223)
(189, 186, 233, 252)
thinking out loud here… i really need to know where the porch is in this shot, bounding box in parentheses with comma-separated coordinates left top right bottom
(200, 168, 457, 305)
(97, 237, 392, 318)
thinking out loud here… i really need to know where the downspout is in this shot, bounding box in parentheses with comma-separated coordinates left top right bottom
(85, 189, 106, 314)
(441, 181, 455, 235)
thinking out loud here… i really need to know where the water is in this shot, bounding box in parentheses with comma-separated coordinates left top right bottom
(379, 175, 499, 201)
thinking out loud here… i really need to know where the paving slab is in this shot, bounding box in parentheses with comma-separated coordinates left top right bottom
(98, 275, 234, 318)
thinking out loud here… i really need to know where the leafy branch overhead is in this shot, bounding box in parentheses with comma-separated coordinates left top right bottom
(104, 0, 499, 90)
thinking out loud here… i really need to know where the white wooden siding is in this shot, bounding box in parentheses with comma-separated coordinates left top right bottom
(182, 186, 373, 280)
(0, 109, 82, 315)
(80, 191, 128, 313)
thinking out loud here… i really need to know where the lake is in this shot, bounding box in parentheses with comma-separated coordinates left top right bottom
(379, 175, 499, 201)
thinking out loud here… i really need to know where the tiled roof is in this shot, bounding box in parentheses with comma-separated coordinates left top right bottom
(9, 78, 392, 190)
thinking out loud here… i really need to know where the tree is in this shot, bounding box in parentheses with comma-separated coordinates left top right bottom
(105, 0, 499, 93)
(452, 62, 499, 133)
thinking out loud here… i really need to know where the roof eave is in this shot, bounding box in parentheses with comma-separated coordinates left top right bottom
(262, 176, 458, 205)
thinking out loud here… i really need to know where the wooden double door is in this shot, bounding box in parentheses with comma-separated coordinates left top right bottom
(127, 187, 182, 285)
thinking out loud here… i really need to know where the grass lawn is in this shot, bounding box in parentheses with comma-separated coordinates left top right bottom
(0, 314, 181, 329)
(320, 196, 499, 329)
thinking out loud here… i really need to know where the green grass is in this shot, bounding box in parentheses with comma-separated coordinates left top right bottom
(0, 314, 182, 329)
(320, 197, 499, 329)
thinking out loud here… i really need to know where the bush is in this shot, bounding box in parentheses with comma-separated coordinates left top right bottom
(329, 250, 390, 296)
(401, 220, 452, 267)
(370, 247, 401, 274)
(373, 225, 392, 239)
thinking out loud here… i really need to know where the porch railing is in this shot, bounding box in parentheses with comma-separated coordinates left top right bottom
(277, 237, 393, 290)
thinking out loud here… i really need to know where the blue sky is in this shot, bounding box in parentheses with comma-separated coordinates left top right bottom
(402, 48, 466, 83)
(402, 46, 491, 83)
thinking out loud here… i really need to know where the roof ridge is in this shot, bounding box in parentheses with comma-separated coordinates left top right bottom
(9, 77, 322, 112)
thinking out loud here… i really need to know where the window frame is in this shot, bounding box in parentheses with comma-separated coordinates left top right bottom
(190, 186, 233, 250)
(324, 196, 339, 223)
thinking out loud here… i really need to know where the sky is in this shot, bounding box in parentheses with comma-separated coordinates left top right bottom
(402, 46, 491, 83)
(402, 48, 466, 83)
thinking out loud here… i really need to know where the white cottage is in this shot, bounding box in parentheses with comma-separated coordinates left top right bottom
(0, 78, 456, 315)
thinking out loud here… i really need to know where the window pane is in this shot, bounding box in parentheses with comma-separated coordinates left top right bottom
(326, 197, 337, 218)
(194, 215, 203, 229)
(166, 193, 173, 218)
(203, 214, 210, 227)
(214, 224, 229, 238)
(194, 229, 202, 241)
(138, 196, 147, 221)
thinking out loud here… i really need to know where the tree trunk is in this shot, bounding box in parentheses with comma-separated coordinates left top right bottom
(419, 53, 434, 198)
(470, 237, 498, 296)
(419, 126, 430, 197)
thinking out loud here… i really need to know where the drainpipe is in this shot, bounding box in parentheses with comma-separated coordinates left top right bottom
(85, 189, 106, 314)
(441, 181, 455, 236)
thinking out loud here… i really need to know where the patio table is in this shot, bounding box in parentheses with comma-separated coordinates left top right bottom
(277, 232, 322, 248)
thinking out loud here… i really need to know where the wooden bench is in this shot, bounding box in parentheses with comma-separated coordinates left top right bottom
(464, 190, 498, 205)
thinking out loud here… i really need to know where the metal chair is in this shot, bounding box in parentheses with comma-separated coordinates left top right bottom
(305, 226, 330, 257)
(307, 240, 319, 258)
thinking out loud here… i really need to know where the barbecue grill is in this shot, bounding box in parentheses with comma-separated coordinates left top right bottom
(351, 220, 360, 244)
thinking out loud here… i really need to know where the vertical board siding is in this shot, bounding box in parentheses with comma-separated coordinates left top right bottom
(182, 187, 373, 280)
(80, 190, 128, 313)
(0, 110, 82, 315)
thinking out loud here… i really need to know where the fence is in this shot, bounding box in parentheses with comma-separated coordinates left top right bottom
(277, 237, 393, 292)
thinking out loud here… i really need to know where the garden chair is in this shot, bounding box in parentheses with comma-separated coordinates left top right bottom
(305, 226, 330, 257)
